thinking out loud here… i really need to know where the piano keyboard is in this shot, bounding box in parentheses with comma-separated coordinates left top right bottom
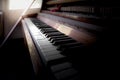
(24, 18, 85, 80)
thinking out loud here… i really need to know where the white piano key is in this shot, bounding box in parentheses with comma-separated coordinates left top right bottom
(45, 53, 65, 62)
(43, 50, 61, 56)
(34, 35, 45, 40)
(51, 62, 72, 72)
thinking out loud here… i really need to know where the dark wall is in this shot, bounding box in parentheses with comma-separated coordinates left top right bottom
(0, 0, 2, 10)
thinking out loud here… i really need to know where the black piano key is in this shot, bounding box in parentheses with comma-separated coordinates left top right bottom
(50, 37, 72, 43)
(41, 27, 56, 30)
(39, 27, 53, 31)
(41, 29, 58, 34)
(51, 38, 74, 44)
(52, 39, 76, 45)
(37, 25, 50, 28)
(47, 31, 64, 35)
(48, 35, 70, 41)
(46, 32, 65, 38)
(40, 27, 55, 30)
(43, 28, 57, 32)
(57, 42, 83, 50)
(31, 18, 45, 25)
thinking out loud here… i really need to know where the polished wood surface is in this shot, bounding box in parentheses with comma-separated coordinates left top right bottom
(22, 20, 41, 75)
(42, 10, 105, 26)
(46, 0, 81, 5)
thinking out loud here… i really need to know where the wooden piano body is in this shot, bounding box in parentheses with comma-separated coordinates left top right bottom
(21, 0, 118, 80)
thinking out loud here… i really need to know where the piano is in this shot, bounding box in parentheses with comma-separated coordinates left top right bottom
(21, 0, 116, 80)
